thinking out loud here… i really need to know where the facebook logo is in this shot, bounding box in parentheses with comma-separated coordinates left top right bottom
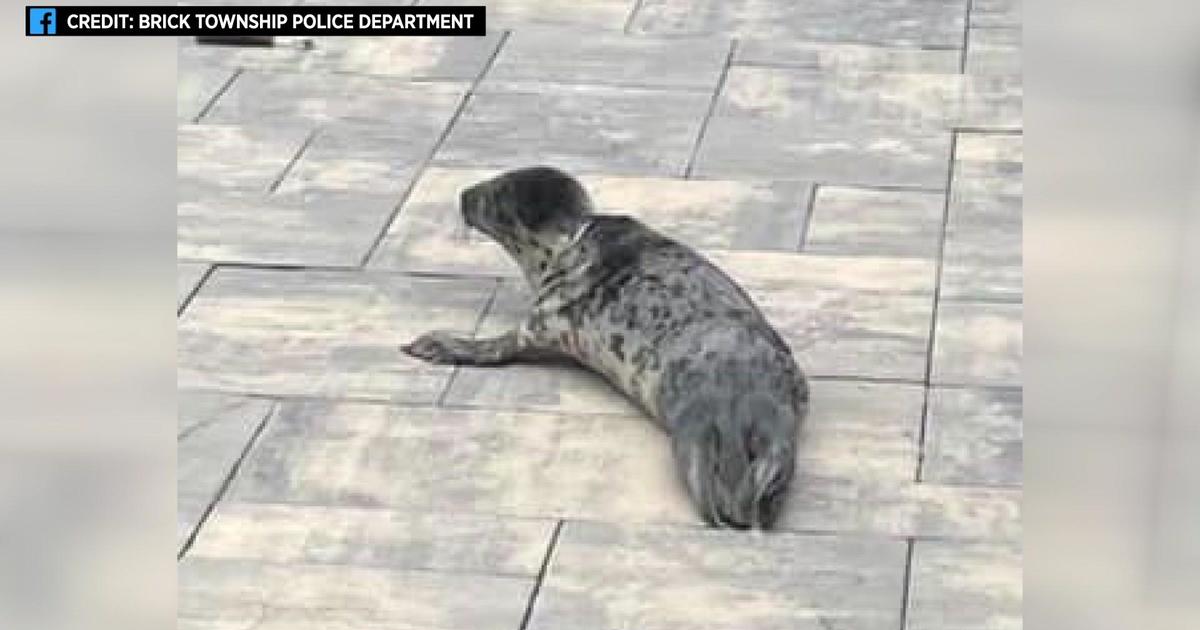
(29, 8, 57, 35)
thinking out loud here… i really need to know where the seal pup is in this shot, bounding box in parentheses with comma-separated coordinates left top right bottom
(402, 166, 807, 529)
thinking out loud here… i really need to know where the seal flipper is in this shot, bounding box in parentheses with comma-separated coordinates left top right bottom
(672, 414, 795, 530)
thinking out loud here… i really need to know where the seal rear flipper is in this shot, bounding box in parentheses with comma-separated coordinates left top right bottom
(673, 423, 795, 530)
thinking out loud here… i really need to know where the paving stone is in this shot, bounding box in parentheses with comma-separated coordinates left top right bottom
(435, 83, 712, 176)
(528, 521, 908, 630)
(632, 0, 965, 47)
(907, 540, 1023, 630)
(970, 0, 1022, 28)
(736, 40, 962, 73)
(177, 123, 310, 193)
(178, 262, 210, 311)
(179, 557, 533, 630)
(485, 28, 729, 90)
(924, 387, 1023, 487)
(966, 27, 1022, 76)
(932, 301, 1023, 387)
(805, 186, 945, 256)
(942, 133, 1022, 300)
(177, 269, 496, 402)
(179, 33, 503, 81)
(177, 187, 401, 266)
(271, 118, 456, 198)
(432, 0, 636, 31)
(781, 479, 1021, 541)
(191, 502, 555, 576)
(178, 392, 274, 552)
(204, 71, 469, 127)
(177, 56, 235, 122)
(229, 380, 963, 537)
(956, 73, 1023, 130)
(693, 66, 955, 187)
(368, 167, 812, 272)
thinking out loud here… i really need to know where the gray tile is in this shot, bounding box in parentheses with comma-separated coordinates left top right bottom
(805, 186, 945, 257)
(966, 27, 1022, 76)
(204, 71, 469, 127)
(191, 502, 555, 576)
(485, 28, 729, 90)
(179, 34, 503, 81)
(178, 262, 210, 311)
(932, 301, 1023, 387)
(177, 123, 311, 193)
(178, 392, 274, 551)
(177, 187, 400, 266)
(970, 0, 1022, 28)
(737, 40, 962, 73)
(367, 167, 812, 273)
(179, 557, 533, 630)
(433, 0, 636, 31)
(632, 0, 966, 47)
(907, 541, 1023, 630)
(177, 269, 496, 402)
(233, 380, 924, 527)
(693, 67, 955, 187)
(942, 133, 1022, 301)
(177, 56, 235, 122)
(273, 122, 456, 199)
(435, 84, 712, 176)
(529, 521, 908, 630)
(924, 387, 1023, 486)
(956, 73, 1022, 130)
(781, 479, 1021, 541)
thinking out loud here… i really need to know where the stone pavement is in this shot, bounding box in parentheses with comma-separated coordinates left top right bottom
(177, 1, 1022, 628)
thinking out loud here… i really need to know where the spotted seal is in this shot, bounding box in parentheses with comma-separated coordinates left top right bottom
(403, 166, 807, 529)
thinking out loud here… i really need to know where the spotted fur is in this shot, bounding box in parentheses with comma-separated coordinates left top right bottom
(404, 166, 807, 529)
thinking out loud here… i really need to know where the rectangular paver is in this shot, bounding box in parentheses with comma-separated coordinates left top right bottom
(178, 269, 496, 402)
(178, 392, 274, 552)
(736, 40, 962, 73)
(907, 541, 1023, 630)
(179, 557, 534, 630)
(942, 133, 1022, 301)
(203, 71, 469, 127)
(693, 66, 955, 187)
(180, 33, 504, 81)
(177, 188, 400, 266)
(632, 0, 966, 47)
(367, 167, 812, 273)
(191, 502, 556, 576)
(435, 83, 712, 176)
(529, 521, 908, 630)
(932, 301, 1023, 387)
(177, 123, 310, 193)
(485, 28, 729, 90)
(966, 27, 1022, 77)
(924, 387, 1023, 486)
(804, 185, 945, 256)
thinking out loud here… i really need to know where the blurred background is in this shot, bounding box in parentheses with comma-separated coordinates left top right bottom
(0, 1, 1196, 629)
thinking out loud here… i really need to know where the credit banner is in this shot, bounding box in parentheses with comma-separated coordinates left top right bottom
(25, 5, 486, 37)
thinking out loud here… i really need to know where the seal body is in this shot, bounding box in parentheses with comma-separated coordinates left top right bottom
(403, 166, 807, 529)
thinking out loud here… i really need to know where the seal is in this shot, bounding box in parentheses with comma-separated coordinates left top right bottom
(402, 166, 808, 529)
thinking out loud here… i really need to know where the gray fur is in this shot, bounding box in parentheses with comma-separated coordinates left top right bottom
(403, 166, 807, 529)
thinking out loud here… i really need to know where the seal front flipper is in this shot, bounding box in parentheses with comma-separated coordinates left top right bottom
(402, 328, 563, 366)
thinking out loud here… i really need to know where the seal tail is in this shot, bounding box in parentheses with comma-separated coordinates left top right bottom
(676, 426, 794, 530)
